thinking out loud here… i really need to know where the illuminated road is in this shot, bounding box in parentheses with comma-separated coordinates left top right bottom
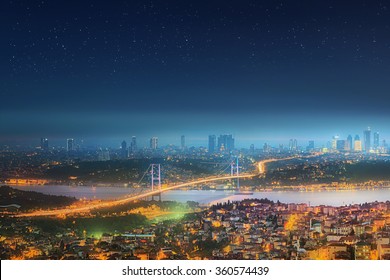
(257, 156, 296, 174)
(16, 155, 318, 217)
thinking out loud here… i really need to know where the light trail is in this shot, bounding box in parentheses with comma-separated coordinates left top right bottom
(16, 154, 320, 217)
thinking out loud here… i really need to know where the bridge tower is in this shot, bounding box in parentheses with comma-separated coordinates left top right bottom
(230, 158, 240, 189)
(236, 157, 240, 189)
(150, 164, 161, 201)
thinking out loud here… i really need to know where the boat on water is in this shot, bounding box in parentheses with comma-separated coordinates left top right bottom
(233, 192, 254, 195)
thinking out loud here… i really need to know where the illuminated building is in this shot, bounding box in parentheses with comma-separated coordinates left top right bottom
(355, 242, 370, 260)
(208, 135, 216, 153)
(150, 137, 158, 150)
(289, 139, 298, 151)
(40, 138, 49, 150)
(363, 127, 371, 152)
(98, 148, 110, 161)
(130, 136, 137, 153)
(307, 140, 314, 152)
(336, 140, 346, 151)
(347, 135, 353, 151)
(354, 135, 362, 152)
(250, 144, 255, 154)
(374, 132, 379, 150)
(331, 135, 339, 151)
(217, 134, 234, 151)
(381, 139, 388, 153)
(66, 138, 74, 151)
(263, 143, 270, 153)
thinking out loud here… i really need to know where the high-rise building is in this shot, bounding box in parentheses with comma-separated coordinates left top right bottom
(250, 144, 255, 154)
(331, 135, 339, 151)
(208, 135, 216, 153)
(121, 140, 127, 158)
(98, 148, 110, 161)
(263, 143, 271, 153)
(336, 140, 346, 151)
(150, 137, 158, 150)
(130, 136, 137, 153)
(354, 135, 362, 152)
(40, 138, 49, 150)
(363, 127, 371, 152)
(326, 141, 332, 150)
(121, 140, 127, 150)
(307, 140, 314, 152)
(181, 135, 185, 150)
(67, 138, 74, 152)
(217, 134, 234, 152)
(381, 139, 388, 153)
(289, 139, 298, 151)
(347, 135, 353, 151)
(374, 132, 379, 150)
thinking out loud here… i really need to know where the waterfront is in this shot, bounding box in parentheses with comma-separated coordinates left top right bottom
(9, 185, 390, 206)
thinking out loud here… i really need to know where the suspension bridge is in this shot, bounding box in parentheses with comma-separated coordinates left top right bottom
(15, 155, 314, 217)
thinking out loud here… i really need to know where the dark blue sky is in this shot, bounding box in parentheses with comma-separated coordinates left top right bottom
(2, 0, 390, 147)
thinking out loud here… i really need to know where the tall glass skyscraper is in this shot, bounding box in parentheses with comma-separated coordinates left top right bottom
(289, 139, 298, 151)
(150, 137, 158, 150)
(130, 136, 137, 153)
(354, 135, 362, 152)
(374, 132, 379, 149)
(208, 135, 216, 153)
(347, 135, 353, 151)
(217, 134, 234, 151)
(363, 127, 371, 152)
(67, 138, 74, 151)
(40, 138, 49, 150)
(121, 140, 127, 158)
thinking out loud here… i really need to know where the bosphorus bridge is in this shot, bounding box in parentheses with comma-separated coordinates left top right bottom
(15, 155, 314, 217)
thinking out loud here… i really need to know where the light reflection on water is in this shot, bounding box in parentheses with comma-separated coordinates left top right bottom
(9, 185, 390, 206)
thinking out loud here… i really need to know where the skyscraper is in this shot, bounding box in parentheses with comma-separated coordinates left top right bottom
(307, 140, 314, 152)
(121, 140, 127, 158)
(289, 139, 298, 151)
(347, 135, 353, 151)
(130, 136, 137, 153)
(263, 143, 270, 153)
(150, 137, 158, 150)
(331, 135, 339, 151)
(40, 138, 49, 150)
(354, 135, 362, 152)
(250, 144, 255, 154)
(374, 132, 379, 150)
(336, 140, 346, 151)
(208, 135, 216, 153)
(181, 135, 185, 150)
(363, 127, 371, 152)
(67, 138, 74, 152)
(217, 134, 234, 152)
(98, 148, 110, 161)
(382, 139, 388, 153)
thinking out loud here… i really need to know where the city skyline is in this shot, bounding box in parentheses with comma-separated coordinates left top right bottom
(5, 126, 387, 151)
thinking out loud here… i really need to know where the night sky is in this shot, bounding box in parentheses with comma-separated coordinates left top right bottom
(2, 1, 390, 147)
